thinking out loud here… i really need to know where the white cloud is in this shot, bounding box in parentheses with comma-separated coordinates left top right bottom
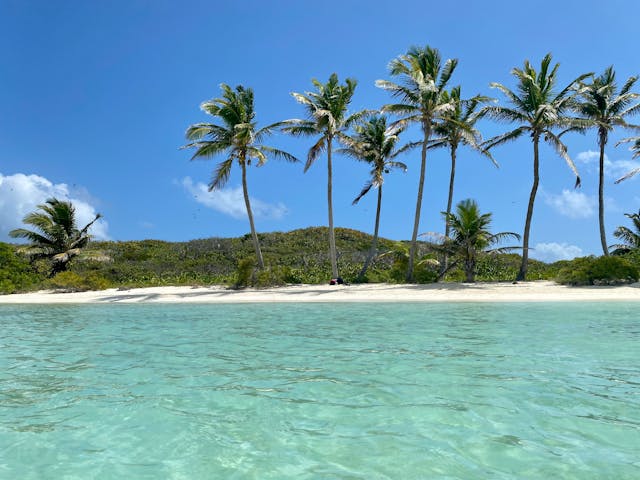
(575, 150, 640, 181)
(181, 177, 288, 220)
(576, 150, 603, 166)
(543, 189, 596, 218)
(531, 242, 584, 263)
(0, 173, 109, 242)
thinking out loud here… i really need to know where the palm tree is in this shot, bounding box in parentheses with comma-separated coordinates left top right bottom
(9, 198, 102, 276)
(575, 67, 640, 255)
(182, 84, 298, 269)
(282, 73, 361, 278)
(434, 199, 520, 282)
(376, 45, 458, 282)
(615, 136, 640, 183)
(429, 86, 496, 276)
(611, 209, 640, 253)
(483, 54, 588, 281)
(338, 115, 408, 279)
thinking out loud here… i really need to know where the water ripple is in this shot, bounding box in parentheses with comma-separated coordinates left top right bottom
(1, 302, 639, 478)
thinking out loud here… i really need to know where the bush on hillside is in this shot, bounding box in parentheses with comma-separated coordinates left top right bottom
(47, 271, 112, 292)
(556, 255, 639, 286)
(0, 243, 42, 294)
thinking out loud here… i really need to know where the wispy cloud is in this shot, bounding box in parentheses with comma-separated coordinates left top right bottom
(576, 150, 640, 181)
(531, 242, 584, 263)
(543, 189, 596, 219)
(0, 172, 109, 242)
(181, 177, 289, 220)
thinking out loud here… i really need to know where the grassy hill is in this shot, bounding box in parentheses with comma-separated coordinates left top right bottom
(1, 226, 572, 293)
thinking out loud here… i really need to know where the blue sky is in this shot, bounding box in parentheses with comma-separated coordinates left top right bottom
(2, 0, 639, 262)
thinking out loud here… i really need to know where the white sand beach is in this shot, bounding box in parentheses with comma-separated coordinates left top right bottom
(0, 281, 638, 304)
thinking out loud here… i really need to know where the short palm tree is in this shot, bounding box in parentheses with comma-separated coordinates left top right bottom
(338, 115, 408, 279)
(615, 136, 640, 183)
(483, 54, 588, 281)
(611, 209, 640, 253)
(435, 199, 520, 282)
(575, 67, 640, 255)
(429, 86, 496, 276)
(182, 84, 298, 269)
(376, 45, 458, 282)
(9, 198, 102, 276)
(282, 73, 362, 278)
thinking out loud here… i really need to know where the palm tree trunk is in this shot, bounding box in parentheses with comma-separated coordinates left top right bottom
(517, 136, 540, 281)
(439, 143, 457, 279)
(359, 185, 382, 280)
(241, 161, 264, 269)
(598, 134, 609, 256)
(327, 135, 338, 278)
(407, 121, 431, 282)
(465, 255, 475, 283)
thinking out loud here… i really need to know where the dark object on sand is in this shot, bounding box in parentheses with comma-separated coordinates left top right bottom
(329, 277, 346, 285)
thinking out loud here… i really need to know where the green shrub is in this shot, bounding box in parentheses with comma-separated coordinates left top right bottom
(232, 257, 257, 288)
(556, 255, 639, 286)
(0, 243, 42, 294)
(48, 271, 112, 292)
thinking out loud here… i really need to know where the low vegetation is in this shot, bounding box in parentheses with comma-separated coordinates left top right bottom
(4, 226, 638, 294)
(556, 255, 639, 286)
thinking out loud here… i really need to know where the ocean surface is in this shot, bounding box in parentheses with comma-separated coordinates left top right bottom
(1, 302, 639, 479)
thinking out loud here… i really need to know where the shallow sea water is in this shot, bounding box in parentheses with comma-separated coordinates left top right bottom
(1, 302, 639, 479)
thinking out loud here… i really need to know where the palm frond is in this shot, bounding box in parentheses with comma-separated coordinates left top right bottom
(305, 136, 326, 172)
(209, 158, 234, 191)
(544, 130, 581, 187)
(352, 181, 374, 205)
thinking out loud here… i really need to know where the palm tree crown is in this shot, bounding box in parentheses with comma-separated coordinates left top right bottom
(182, 84, 298, 269)
(611, 210, 640, 253)
(340, 115, 408, 204)
(9, 198, 102, 275)
(575, 66, 640, 255)
(376, 45, 458, 282)
(436, 199, 520, 282)
(484, 53, 588, 280)
(283, 73, 361, 278)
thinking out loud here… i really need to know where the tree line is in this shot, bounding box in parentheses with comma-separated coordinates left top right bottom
(181, 44, 640, 282)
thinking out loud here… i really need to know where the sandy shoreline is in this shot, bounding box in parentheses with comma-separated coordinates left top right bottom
(0, 281, 639, 304)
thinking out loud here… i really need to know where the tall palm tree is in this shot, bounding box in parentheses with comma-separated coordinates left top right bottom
(376, 45, 458, 282)
(429, 87, 496, 276)
(338, 115, 408, 279)
(575, 67, 640, 255)
(282, 73, 361, 278)
(182, 84, 298, 269)
(435, 199, 520, 282)
(483, 54, 588, 281)
(9, 198, 102, 275)
(615, 136, 640, 183)
(611, 209, 640, 253)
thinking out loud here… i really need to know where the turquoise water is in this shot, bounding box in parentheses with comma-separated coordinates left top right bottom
(1, 303, 639, 479)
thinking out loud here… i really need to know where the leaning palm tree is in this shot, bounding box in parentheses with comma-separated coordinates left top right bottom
(611, 209, 640, 253)
(429, 86, 496, 276)
(433, 199, 520, 282)
(338, 115, 408, 279)
(9, 198, 102, 276)
(182, 84, 298, 269)
(282, 73, 361, 278)
(575, 67, 640, 255)
(376, 45, 458, 282)
(615, 136, 640, 183)
(483, 54, 588, 281)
